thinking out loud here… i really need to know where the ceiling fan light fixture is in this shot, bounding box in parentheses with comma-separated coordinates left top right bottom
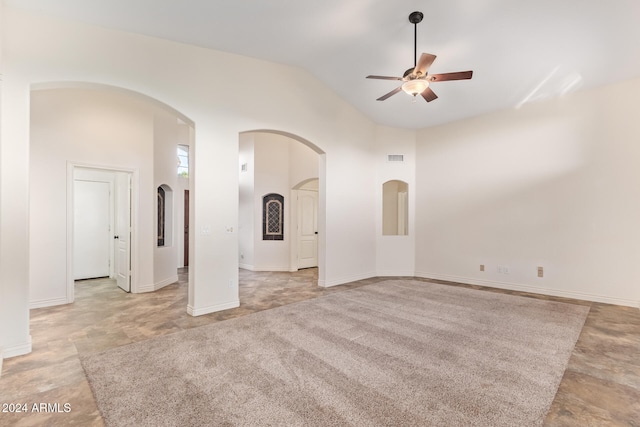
(402, 79, 429, 96)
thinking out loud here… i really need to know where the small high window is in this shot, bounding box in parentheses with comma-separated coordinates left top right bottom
(177, 144, 189, 178)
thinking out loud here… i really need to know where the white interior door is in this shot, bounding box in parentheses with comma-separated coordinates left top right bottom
(297, 190, 318, 269)
(74, 180, 110, 280)
(115, 172, 132, 292)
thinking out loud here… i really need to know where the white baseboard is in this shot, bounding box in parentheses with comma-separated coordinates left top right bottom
(240, 264, 301, 273)
(376, 270, 416, 278)
(187, 300, 240, 316)
(29, 297, 69, 309)
(2, 335, 32, 359)
(415, 271, 640, 308)
(137, 275, 179, 293)
(252, 266, 292, 272)
(319, 271, 376, 288)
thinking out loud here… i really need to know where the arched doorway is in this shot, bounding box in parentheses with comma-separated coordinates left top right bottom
(29, 82, 195, 306)
(238, 130, 326, 282)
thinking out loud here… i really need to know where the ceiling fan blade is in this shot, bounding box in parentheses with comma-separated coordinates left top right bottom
(366, 75, 403, 80)
(413, 53, 437, 76)
(421, 87, 438, 102)
(377, 86, 403, 101)
(429, 70, 473, 82)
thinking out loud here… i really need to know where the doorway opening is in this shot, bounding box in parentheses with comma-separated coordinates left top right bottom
(238, 130, 326, 282)
(68, 165, 135, 300)
(30, 83, 195, 309)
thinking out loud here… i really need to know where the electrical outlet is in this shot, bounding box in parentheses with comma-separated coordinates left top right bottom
(228, 279, 234, 288)
(537, 266, 544, 278)
(480, 264, 485, 272)
(497, 265, 503, 274)
(503, 266, 510, 274)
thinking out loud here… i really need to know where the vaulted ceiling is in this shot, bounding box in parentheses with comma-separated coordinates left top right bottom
(6, 0, 640, 129)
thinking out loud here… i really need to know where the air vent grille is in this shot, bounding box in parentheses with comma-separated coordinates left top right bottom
(387, 154, 404, 162)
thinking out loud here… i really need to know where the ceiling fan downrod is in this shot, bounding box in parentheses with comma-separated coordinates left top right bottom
(408, 11, 424, 68)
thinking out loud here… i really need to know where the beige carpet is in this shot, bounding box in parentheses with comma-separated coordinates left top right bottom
(82, 280, 589, 426)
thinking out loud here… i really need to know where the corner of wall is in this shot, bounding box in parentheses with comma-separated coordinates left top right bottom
(1, 335, 32, 360)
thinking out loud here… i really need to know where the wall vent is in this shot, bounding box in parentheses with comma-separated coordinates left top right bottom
(387, 154, 404, 162)
(241, 163, 248, 172)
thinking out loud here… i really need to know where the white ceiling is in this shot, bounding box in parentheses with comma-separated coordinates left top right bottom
(6, 0, 640, 129)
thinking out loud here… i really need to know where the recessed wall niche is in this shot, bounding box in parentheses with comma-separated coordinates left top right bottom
(157, 184, 174, 246)
(382, 180, 408, 236)
(262, 193, 284, 240)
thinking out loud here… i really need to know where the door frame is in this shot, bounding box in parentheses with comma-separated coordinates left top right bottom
(184, 189, 189, 267)
(66, 162, 139, 303)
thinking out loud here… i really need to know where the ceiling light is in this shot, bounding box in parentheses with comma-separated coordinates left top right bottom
(402, 79, 429, 97)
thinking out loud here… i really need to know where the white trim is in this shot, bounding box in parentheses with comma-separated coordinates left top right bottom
(2, 336, 33, 359)
(239, 264, 255, 271)
(415, 271, 640, 308)
(252, 265, 292, 272)
(137, 275, 179, 293)
(187, 300, 239, 317)
(29, 297, 68, 309)
(319, 271, 376, 288)
(376, 270, 416, 278)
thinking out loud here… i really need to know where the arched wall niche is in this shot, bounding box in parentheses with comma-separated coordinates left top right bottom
(382, 179, 409, 236)
(157, 184, 174, 248)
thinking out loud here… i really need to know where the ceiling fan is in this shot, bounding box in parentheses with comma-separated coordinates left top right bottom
(366, 11, 473, 103)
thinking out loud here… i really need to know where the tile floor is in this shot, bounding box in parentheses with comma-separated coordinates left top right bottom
(0, 269, 638, 426)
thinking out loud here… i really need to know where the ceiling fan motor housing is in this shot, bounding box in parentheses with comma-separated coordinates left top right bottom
(408, 11, 424, 24)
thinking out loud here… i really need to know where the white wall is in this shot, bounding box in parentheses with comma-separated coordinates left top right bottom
(153, 109, 190, 290)
(1, 6, 379, 358)
(0, 2, 31, 361)
(254, 134, 291, 270)
(375, 126, 416, 276)
(238, 133, 255, 270)
(29, 88, 154, 304)
(415, 77, 640, 307)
